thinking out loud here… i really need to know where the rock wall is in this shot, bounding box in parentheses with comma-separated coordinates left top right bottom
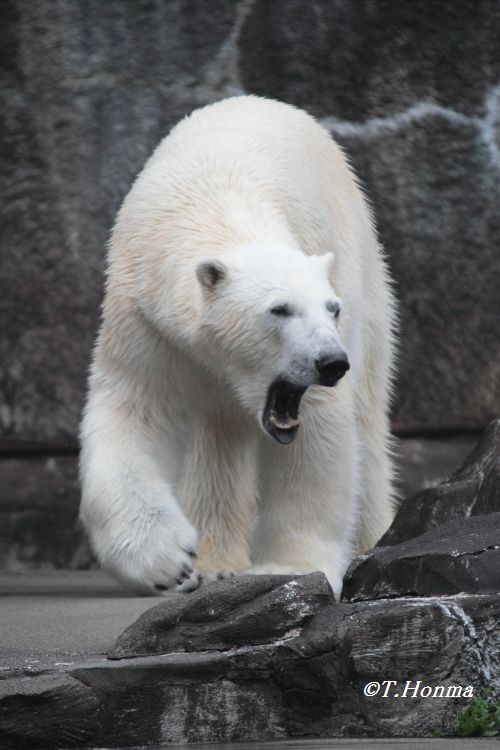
(1, 0, 499, 442)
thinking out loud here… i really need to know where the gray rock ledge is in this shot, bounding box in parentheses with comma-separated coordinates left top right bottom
(343, 514, 500, 602)
(110, 572, 331, 659)
(1, 573, 498, 748)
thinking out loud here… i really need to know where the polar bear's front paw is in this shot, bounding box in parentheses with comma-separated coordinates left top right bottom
(176, 567, 237, 593)
(97, 510, 198, 595)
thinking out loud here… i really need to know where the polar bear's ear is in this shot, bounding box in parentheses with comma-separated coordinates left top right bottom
(196, 260, 227, 290)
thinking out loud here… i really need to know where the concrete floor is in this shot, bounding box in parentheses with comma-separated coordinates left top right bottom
(148, 739, 495, 749)
(0, 569, 173, 671)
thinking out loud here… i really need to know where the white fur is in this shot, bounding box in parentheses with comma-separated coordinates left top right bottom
(79, 96, 397, 597)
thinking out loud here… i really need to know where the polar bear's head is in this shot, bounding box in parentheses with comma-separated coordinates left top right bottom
(195, 242, 349, 444)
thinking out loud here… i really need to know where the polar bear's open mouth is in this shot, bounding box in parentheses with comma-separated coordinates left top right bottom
(263, 379, 308, 444)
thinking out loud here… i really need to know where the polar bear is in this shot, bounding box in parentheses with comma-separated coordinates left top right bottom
(79, 96, 396, 597)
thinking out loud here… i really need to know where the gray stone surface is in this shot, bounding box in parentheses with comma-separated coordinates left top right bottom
(381, 418, 500, 546)
(0, 0, 248, 443)
(0, 455, 93, 569)
(0, 571, 498, 748)
(1, 0, 499, 442)
(342, 514, 500, 602)
(111, 573, 331, 659)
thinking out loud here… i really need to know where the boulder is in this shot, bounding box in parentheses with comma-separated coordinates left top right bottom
(380, 418, 500, 546)
(110, 572, 331, 659)
(1, 571, 499, 747)
(343, 514, 500, 602)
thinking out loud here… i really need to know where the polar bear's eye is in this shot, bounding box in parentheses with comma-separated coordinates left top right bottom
(270, 304, 292, 317)
(326, 301, 341, 319)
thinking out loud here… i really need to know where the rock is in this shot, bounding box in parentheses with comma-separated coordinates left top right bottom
(3, 1, 500, 441)
(338, 594, 500, 738)
(342, 514, 500, 602)
(1, 571, 498, 747)
(0, 0, 246, 442)
(0, 455, 94, 570)
(381, 419, 500, 546)
(239, 1, 500, 118)
(109, 573, 331, 659)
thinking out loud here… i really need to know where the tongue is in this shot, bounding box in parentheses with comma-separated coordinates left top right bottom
(270, 415, 302, 430)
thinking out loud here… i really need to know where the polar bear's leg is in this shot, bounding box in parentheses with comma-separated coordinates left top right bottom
(178, 412, 257, 589)
(355, 406, 395, 552)
(355, 315, 396, 551)
(80, 386, 197, 595)
(250, 387, 359, 597)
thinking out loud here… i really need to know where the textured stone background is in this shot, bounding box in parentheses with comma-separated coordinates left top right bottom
(1, 0, 499, 444)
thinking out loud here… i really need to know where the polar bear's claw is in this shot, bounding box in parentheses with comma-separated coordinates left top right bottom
(96, 509, 199, 596)
(175, 567, 238, 593)
(176, 570, 201, 593)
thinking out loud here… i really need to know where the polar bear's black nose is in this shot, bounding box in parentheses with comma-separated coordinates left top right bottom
(315, 352, 350, 386)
